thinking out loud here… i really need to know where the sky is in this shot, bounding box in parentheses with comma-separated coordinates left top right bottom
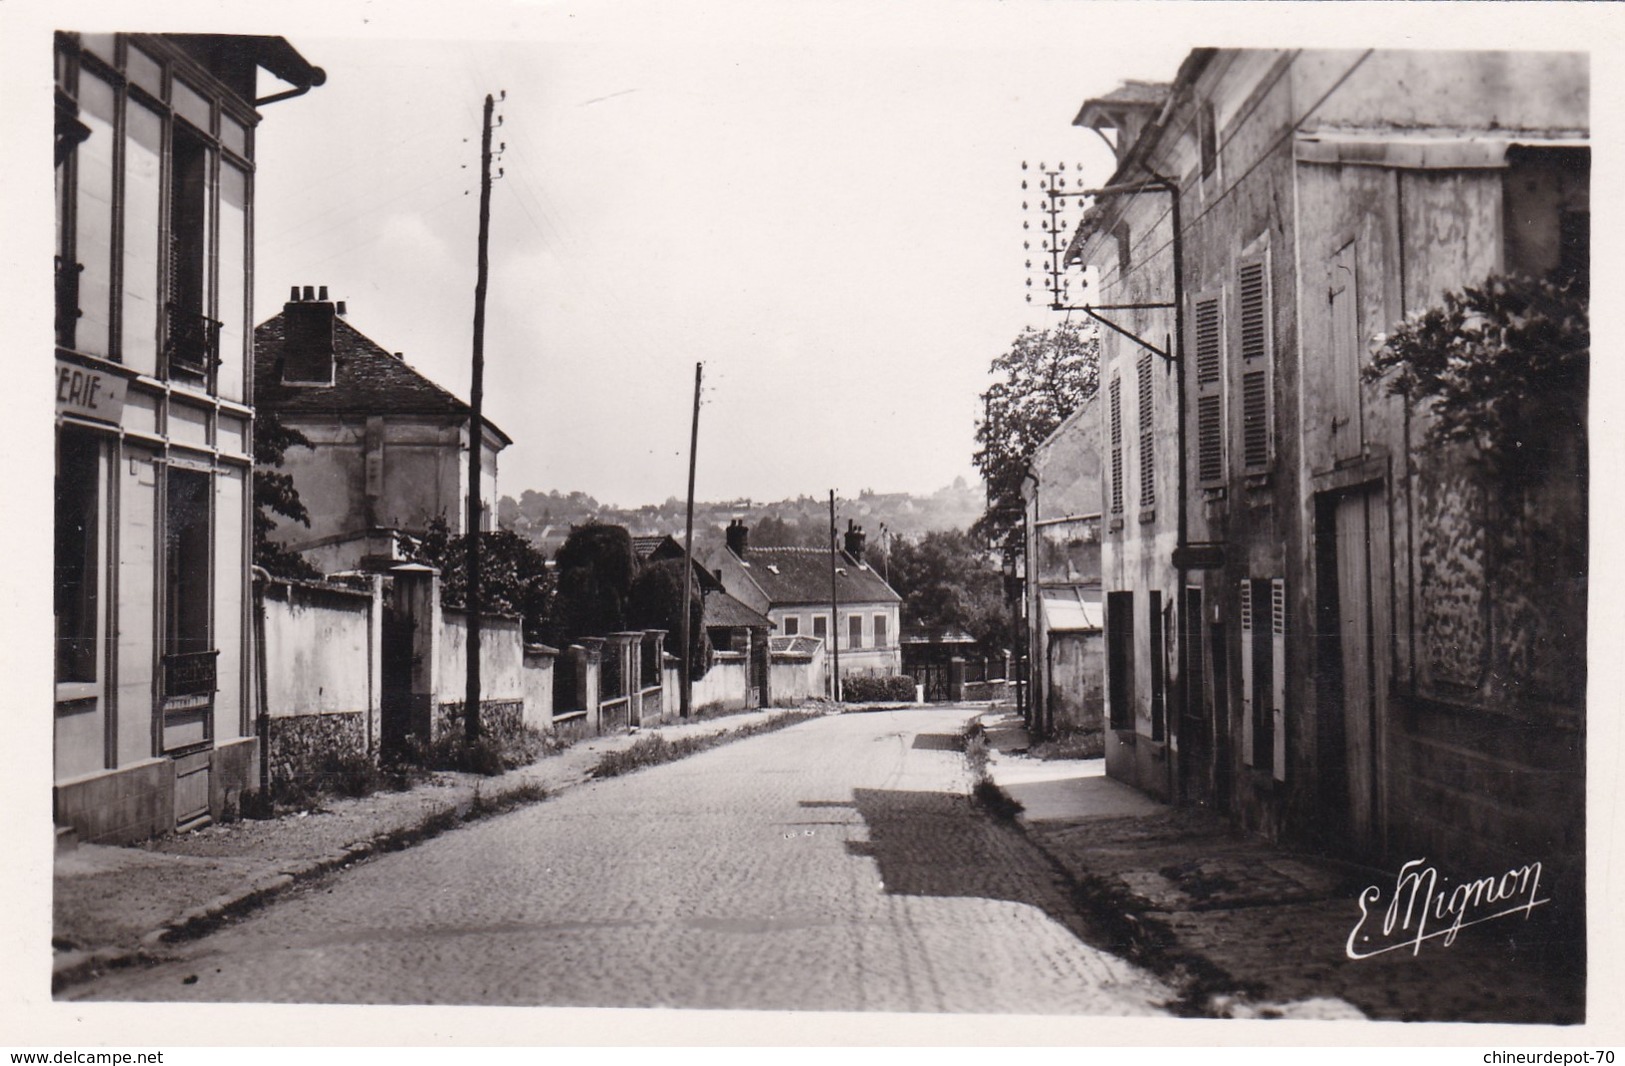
(238, 3, 1199, 508)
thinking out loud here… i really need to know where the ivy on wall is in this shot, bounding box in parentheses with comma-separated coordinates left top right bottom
(1366, 272, 1588, 485)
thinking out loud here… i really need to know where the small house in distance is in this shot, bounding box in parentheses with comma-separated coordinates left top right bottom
(709, 518, 902, 688)
(254, 287, 510, 573)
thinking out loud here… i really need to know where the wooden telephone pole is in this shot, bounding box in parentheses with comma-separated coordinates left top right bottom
(464, 91, 498, 743)
(679, 362, 702, 719)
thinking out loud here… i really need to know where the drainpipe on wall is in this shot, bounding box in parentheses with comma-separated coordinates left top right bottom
(251, 565, 272, 816)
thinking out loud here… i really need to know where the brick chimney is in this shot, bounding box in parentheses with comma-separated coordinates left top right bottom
(726, 518, 749, 558)
(281, 284, 339, 384)
(843, 520, 866, 563)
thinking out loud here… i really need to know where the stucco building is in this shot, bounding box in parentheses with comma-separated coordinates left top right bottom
(709, 519, 902, 690)
(254, 289, 510, 573)
(1022, 394, 1105, 740)
(54, 33, 324, 842)
(1065, 49, 1587, 894)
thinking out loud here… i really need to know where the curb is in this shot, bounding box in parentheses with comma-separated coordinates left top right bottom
(967, 765, 1245, 1018)
(52, 778, 556, 993)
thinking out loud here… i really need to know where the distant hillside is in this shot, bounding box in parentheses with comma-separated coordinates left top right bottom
(498, 480, 985, 557)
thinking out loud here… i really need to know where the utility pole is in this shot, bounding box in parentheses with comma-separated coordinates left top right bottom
(828, 490, 840, 702)
(464, 91, 499, 744)
(679, 362, 702, 719)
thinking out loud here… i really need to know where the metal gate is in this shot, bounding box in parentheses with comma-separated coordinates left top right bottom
(380, 602, 416, 755)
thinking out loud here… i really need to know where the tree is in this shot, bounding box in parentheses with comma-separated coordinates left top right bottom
(626, 558, 712, 679)
(886, 529, 1010, 653)
(972, 321, 1100, 555)
(546, 522, 639, 646)
(396, 516, 554, 643)
(253, 411, 321, 580)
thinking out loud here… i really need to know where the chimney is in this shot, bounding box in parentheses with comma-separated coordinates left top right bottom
(726, 518, 749, 558)
(843, 520, 866, 562)
(282, 284, 338, 384)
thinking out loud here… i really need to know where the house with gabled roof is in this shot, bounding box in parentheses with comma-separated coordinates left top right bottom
(709, 518, 902, 690)
(254, 286, 511, 573)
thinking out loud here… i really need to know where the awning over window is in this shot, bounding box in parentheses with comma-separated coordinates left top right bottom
(1039, 586, 1103, 633)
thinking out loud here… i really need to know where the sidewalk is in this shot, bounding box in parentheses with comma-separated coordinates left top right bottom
(976, 712, 1584, 1024)
(53, 706, 818, 992)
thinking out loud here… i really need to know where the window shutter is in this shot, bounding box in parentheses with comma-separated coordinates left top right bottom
(1239, 579, 1255, 766)
(1271, 578, 1287, 781)
(1138, 355, 1155, 508)
(1109, 377, 1123, 515)
(1237, 257, 1272, 470)
(1193, 295, 1224, 485)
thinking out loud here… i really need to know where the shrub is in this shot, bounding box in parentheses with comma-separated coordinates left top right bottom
(841, 674, 919, 703)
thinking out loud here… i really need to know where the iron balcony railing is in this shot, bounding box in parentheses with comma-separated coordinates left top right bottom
(162, 649, 219, 701)
(55, 255, 83, 349)
(164, 304, 222, 378)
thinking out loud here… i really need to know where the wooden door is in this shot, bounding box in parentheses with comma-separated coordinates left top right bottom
(1334, 488, 1391, 852)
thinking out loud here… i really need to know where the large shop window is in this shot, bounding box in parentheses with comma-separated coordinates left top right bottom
(55, 431, 102, 684)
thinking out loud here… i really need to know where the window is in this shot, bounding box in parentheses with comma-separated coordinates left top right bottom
(1113, 222, 1132, 277)
(1107, 590, 1134, 729)
(1109, 376, 1123, 515)
(162, 466, 215, 750)
(782, 614, 799, 636)
(1192, 294, 1225, 485)
(1138, 354, 1155, 507)
(57, 66, 116, 357)
(165, 123, 215, 379)
(873, 613, 888, 649)
(849, 614, 863, 650)
(55, 430, 102, 684)
(1199, 99, 1218, 180)
(812, 614, 827, 641)
(1236, 256, 1273, 471)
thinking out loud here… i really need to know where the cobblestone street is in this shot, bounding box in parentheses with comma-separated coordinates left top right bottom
(64, 708, 1173, 1014)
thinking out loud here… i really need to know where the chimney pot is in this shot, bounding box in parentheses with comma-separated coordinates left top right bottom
(289, 285, 301, 302)
(318, 285, 329, 301)
(302, 285, 315, 301)
(726, 518, 749, 558)
(336, 301, 347, 316)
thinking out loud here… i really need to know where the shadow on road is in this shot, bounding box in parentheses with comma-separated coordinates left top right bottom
(804, 789, 1132, 960)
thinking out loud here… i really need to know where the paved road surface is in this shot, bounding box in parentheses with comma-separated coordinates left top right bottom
(68, 708, 1172, 1014)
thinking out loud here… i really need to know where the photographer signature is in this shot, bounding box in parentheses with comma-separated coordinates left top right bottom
(1346, 857, 1549, 960)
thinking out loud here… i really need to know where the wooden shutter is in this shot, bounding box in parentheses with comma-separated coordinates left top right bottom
(1193, 294, 1224, 486)
(1138, 354, 1155, 507)
(1271, 577, 1287, 781)
(1240, 580, 1255, 765)
(1109, 376, 1123, 515)
(1237, 256, 1272, 470)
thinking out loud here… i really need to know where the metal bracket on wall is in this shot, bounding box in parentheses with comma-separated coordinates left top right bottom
(1051, 302, 1177, 364)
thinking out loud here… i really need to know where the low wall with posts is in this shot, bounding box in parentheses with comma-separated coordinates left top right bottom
(521, 645, 558, 731)
(770, 645, 825, 705)
(690, 651, 751, 714)
(259, 575, 382, 793)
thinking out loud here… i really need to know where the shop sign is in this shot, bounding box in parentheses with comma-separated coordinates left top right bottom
(56, 358, 127, 424)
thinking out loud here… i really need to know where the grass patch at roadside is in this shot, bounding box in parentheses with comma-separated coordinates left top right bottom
(590, 711, 819, 779)
(962, 720, 1025, 822)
